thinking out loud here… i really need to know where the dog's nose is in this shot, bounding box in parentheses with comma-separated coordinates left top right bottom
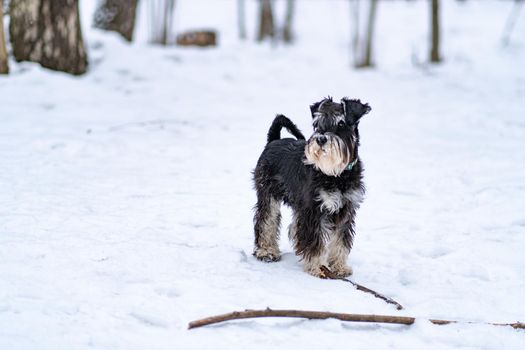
(316, 135, 327, 146)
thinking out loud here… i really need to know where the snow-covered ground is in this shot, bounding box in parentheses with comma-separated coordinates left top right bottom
(1, 0, 525, 349)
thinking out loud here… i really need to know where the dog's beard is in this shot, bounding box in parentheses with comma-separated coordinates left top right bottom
(304, 134, 351, 177)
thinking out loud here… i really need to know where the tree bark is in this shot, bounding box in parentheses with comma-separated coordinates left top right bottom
(282, 0, 295, 43)
(430, 0, 441, 63)
(177, 30, 217, 47)
(0, 0, 9, 74)
(257, 0, 274, 42)
(93, 0, 139, 42)
(188, 308, 525, 330)
(9, 0, 88, 75)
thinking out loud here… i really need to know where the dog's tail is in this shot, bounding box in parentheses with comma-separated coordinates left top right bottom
(267, 114, 305, 143)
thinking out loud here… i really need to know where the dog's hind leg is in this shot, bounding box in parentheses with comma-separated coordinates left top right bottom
(253, 194, 282, 262)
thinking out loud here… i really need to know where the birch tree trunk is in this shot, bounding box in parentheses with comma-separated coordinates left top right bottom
(0, 0, 9, 74)
(9, 0, 88, 75)
(430, 0, 441, 62)
(94, 0, 139, 42)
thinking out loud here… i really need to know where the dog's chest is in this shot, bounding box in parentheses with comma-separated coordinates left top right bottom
(316, 188, 364, 214)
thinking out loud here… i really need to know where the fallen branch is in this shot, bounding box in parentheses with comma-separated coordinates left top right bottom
(188, 308, 525, 330)
(320, 265, 404, 310)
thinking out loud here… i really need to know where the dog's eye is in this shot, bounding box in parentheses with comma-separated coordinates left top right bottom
(337, 121, 346, 128)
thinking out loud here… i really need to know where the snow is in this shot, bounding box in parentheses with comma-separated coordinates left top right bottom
(1, 0, 525, 349)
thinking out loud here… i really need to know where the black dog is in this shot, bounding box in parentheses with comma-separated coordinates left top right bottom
(252, 97, 371, 278)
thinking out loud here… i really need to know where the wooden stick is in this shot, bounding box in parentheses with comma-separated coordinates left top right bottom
(320, 265, 404, 310)
(188, 308, 525, 330)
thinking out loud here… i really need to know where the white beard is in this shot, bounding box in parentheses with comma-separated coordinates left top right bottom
(304, 134, 351, 177)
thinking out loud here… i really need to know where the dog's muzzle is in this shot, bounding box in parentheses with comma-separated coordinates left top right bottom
(304, 133, 352, 177)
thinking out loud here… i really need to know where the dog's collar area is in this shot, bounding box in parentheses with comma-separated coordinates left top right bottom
(346, 158, 358, 171)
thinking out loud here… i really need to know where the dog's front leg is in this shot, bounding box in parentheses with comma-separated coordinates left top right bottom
(294, 213, 332, 278)
(327, 217, 355, 277)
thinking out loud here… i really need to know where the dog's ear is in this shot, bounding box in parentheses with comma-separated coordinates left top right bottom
(310, 97, 333, 118)
(341, 98, 371, 124)
(310, 101, 322, 118)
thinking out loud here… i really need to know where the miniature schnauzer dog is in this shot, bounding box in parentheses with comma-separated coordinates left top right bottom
(252, 97, 371, 278)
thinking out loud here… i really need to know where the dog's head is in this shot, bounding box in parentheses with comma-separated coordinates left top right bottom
(304, 97, 371, 176)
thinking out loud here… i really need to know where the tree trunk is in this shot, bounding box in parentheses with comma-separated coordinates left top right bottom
(149, 0, 176, 45)
(362, 0, 378, 67)
(257, 0, 274, 42)
(350, 0, 360, 65)
(430, 0, 441, 63)
(9, 0, 88, 75)
(282, 0, 295, 43)
(354, 0, 378, 68)
(238, 0, 246, 40)
(93, 0, 138, 42)
(0, 0, 9, 74)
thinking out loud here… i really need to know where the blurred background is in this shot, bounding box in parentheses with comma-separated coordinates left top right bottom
(1, 0, 523, 74)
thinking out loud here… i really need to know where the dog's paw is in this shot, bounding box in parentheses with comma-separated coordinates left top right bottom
(253, 247, 281, 262)
(309, 269, 328, 279)
(330, 264, 353, 277)
(304, 265, 328, 279)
